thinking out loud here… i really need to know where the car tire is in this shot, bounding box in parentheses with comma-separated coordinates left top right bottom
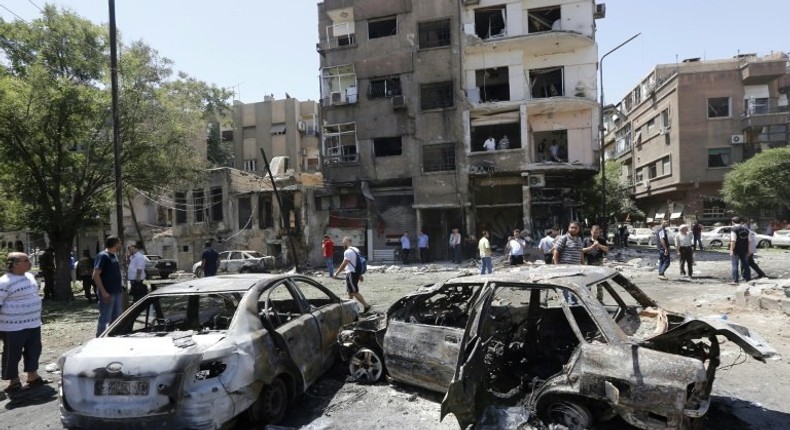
(539, 397, 593, 430)
(194, 267, 204, 278)
(348, 347, 384, 383)
(710, 239, 723, 248)
(757, 240, 771, 249)
(248, 377, 288, 425)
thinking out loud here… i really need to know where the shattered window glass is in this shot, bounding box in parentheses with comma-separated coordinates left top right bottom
(115, 293, 240, 335)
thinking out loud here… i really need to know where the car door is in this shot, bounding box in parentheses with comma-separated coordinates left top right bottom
(383, 283, 483, 394)
(225, 251, 245, 273)
(289, 277, 346, 374)
(258, 280, 323, 389)
(216, 251, 231, 273)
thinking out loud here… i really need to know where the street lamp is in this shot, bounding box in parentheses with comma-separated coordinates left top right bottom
(599, 32, 640, 232)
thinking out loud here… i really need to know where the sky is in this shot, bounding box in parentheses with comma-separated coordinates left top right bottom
(2, 1, 789, 104)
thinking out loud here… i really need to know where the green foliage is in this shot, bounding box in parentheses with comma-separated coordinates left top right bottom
(721, 147, 790, 215)
(579, 160, 639, 223)
(0, 6, 232, 298)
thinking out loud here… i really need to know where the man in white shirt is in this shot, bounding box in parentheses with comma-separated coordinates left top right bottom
(506, 228, 526, 265)
(400, 232, 411, 264)
(483, 136, 496, 151)
(448, 228, 462, 264)
(333, 237, 370, 312)
(538, 228, 558, 264)
(127, 245, 149, 303)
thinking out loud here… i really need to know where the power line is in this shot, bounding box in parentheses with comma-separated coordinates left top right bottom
(27, 0, 42, 12)
(0, 4, 30, 23)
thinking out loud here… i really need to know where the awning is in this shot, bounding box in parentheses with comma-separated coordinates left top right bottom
(654, 213, 665, 220)
(670, 212, 683, 219)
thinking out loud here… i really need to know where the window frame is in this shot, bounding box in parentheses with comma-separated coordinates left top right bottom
(707, 97, 731, 119)
(418, 18, 451, 49)
(707, 147, 732, 168)
(322, 122, 358, 164)
(422, 143, 456, 173)
(368, 76, 402, 99)
(420, 81, 454, 111)
(368, 15, 397, 39)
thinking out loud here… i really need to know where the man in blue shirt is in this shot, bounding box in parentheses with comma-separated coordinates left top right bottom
(201, 242, 220, 277)
(417, 229, 429, 264)
(93, 237, 124, 337)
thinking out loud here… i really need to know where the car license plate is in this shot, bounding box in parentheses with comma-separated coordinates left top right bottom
(94, 379, 149, 396)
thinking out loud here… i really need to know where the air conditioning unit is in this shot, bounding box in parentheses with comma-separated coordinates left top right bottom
(391, 95, 406, 109)
(528, 173, 546, 187)
(462, 0, 480, 5)
(731, 134, 744, 144)
(297, 121, 306, 132)
(594, 3, 606, 19)
(330, 91, 346, 105)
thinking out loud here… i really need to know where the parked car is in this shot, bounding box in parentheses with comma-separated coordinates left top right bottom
(701, 226, 772, 248)
(338, 266, 777, 430)
(628, 227, 655, 245)
(58, 274, 360, 429)
(771, 229, 790, 248)
(144, 254, 178, 279)
(191, 250, 276, 277)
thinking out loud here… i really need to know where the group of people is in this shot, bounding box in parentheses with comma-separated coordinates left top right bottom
(483, 135, 510, 151)
(398, 230, 430, 265)
(536, 139, 563, 162)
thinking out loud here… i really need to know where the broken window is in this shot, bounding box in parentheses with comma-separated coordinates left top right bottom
(420, 81, 454, 110)
(368, 77, 402, 98)
(323, 123, 357, 164)
(321, 64, 357, 105)
(258, 282, 302, 329)
(258, 195, 273, 229)
(325, 21, 356, 48)
(291, 279, 337, 309)
(475, 67, 510, 102)
(532, 130, 568, 162)
(238, 196, 252, 229)
(471, 122, 521, 152)
(373, 137, 403, 157)
(210, 187, 223, 222)
(270, 123, 286, 135)
(110, 293, 240, 335)
(707, 148, 731, 168)
(368, 16, 397, 39)
(389, 284, 482, 328)
(243, 159, 257, 172)
(530, 67, 564, 98)
(527, 5, 561, 33)
(175, 192, 187, 224)
(474, 6, 506, 39)
(707, 97, 730, 118)
(422, 143, 456, 173)
(418, 19, 451, 49)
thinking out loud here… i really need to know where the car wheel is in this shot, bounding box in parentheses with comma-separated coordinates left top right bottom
(348, 348, 384, 383)
(710, 239, 723, 248)
(248, 377, 288, 425)
(757, 240, 771, 249)
(194, 267, 204, 278)
(541, 398, 593, 430)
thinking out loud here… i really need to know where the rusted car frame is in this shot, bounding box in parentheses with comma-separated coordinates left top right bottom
(59, 274, 359, 430)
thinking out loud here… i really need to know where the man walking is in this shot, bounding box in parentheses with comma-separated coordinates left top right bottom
(478, 231, 492, 274)
(692, 221, 704, 251)
(1, 252, 48, 395)
(77, 250, 95, 302)
(729, 216, 752, 285)
(321, 235, 334, 277)
(418, 229, 429, 264)
(200, 242, 220, 277)
(400, 232, 411, 265)
(744, 229, 767, 280)
(674, 224, 694, 278)
(448, 228, 462, 264)
(656, 220, 671, 281)
(127, 245, 148, 303)
(39, 248, 55, 300)
(93, 237, 124, 337)
(538, 228, 557, 264)
(333, 237, 370, 312)
(506, 229, 526, 265)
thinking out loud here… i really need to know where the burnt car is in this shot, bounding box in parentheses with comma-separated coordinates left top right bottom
(58, 274, 359, 429)
(144, 254, 178, 279)
(192, 250, 276, 278)
(338, 266, 777, 429)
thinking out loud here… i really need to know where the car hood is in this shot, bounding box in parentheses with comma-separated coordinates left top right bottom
(61, 332, 227, 375)
(641, 316, 778, 362)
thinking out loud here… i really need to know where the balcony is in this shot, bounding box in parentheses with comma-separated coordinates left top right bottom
(468, 149, 525, 174)
(741, 105, 790, 129)
(740, 59, 787, 84)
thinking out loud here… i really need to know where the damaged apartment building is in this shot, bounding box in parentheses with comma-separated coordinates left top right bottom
(603, 52, 790, 225)
(121, 96, 323, 270)
(317, 0, 603, 260)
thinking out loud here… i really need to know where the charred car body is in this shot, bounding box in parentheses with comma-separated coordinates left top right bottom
(192, 250, 277, 278)
(338, 266, 777, 429)
(59, 274, 359, 429)
(144, 254, 178, 279)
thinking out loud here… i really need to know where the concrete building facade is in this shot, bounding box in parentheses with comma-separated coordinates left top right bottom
(603, 52, 790, 226)
(317, 0, 602, 261)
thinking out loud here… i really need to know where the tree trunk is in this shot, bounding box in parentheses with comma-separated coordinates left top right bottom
(51, 234, 76, 301)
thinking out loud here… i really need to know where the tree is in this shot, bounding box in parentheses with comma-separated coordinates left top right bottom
(578, 160, 640, 226)
(0, 6, 231, 299)
(721, 147, 790, 216)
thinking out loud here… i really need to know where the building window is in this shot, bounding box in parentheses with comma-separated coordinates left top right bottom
(321, 64, 357, 104)
(420, 81, 454, 110)
(475, 67, 510, 102)
(646, 118, 656, 135)
(193, 190, 205, 223)
(703, 199, 726, 218)
(662, 156, 671, 176)
(418, 19, 450, 49)
(661, 109, 670, 128)
(175, 192, 187, 224)
(368, 16, 397, 39)
(708, 148, 731, 168)
(373, 137, 403, 157)
(529, 67, 564, 98)
(270, 123, 286, 135)
(475, 6, 506, 39)
(243, 159, 257, 172)
(368, 77, 401, 98)
(635, 168, 644, 183)
(527, 6, 560, 33)
(532, 130, 566, 161)
(323, 123, 357, 163)
(221, 130, 233, 142)
(210, 186, 223, 222)
(422, 143, 456, 172)
(648, 163, 657, 179)
(258, 195, 273, 229)
(238, 196, 252, 229)
(707, 97, 730, 118)
(325, 20, 355, 48)
(744, 97, 769, 115)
